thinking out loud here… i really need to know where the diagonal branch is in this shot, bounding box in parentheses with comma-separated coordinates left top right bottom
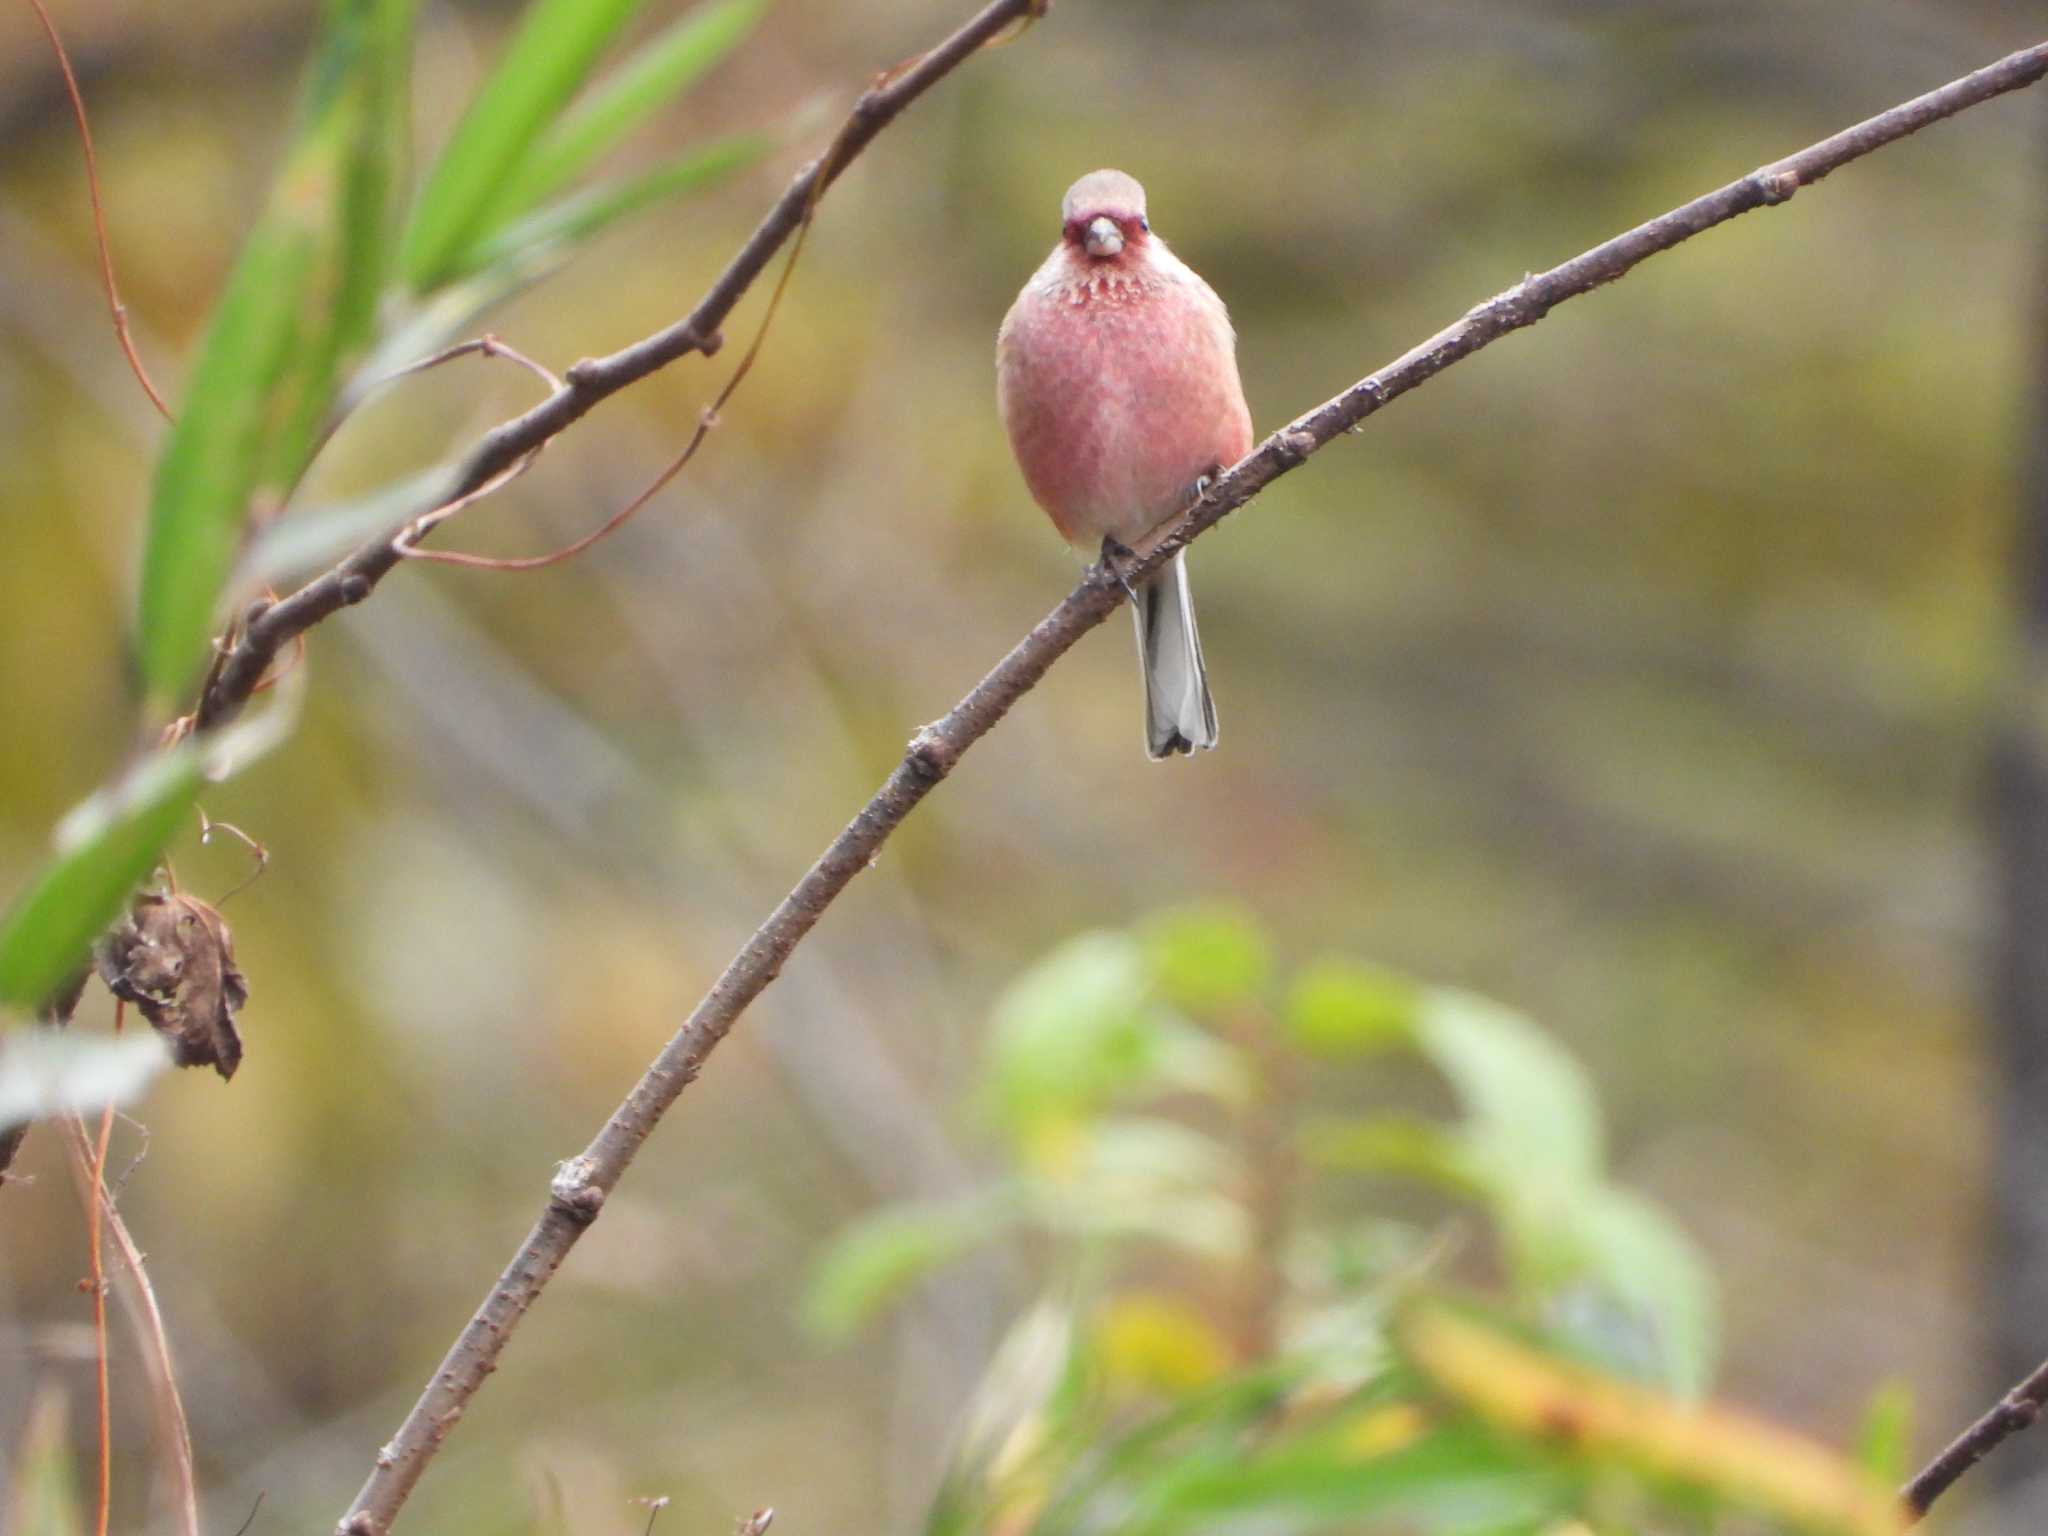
(333, 35, 2048, 1536)
(194, 0, 1045, 735)
(1903, 1353, 2048, 1521)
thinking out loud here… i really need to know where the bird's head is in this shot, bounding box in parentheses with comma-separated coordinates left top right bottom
(1060, 169, 1150, 263)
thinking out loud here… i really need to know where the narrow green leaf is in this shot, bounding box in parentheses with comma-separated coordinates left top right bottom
(239, 464, 456, 590)
(453, 132, 770, 280)
(0, 706, 297, 1010)
(805, 1190, 1022, 1340)
(400, 0, 647, 291)
(137, 219, 319, 705)
(137, 0, 416, 706)
(926, 1302, 1085, 1536)
(0, 752, 203, 1010)
(485, 0, 766, 226)
(258, 0, 420, 492)
(1125, 1420, 1569, 1536)
(345, 127, 769, 394)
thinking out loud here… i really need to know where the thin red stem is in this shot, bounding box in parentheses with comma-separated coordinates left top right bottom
(25, 0, 173, 420)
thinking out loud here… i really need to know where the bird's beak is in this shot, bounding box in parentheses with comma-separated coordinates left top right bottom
(1083, 216, 1124, 259)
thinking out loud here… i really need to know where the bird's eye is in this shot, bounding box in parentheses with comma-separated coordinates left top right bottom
(1139, 217, 1150, 232)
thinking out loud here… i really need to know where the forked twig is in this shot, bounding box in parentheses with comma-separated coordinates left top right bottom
(197, 810, 269, 905)
(197, 0, 1051, 734)
(394, 90, 857, 574)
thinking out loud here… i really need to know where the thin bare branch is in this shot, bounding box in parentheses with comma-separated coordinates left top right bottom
(1903, 1353, 2048, 1520)
(197, 0, 1048, 732)
(86, 1090, 115, 1536)
(25, 0, 172, 419)
(229, 1492, 266, 1536)
(382, 336, 566, 553)
(196, 811, 270, 906)
(376, 334, 563, 394)
(396, 114, 833, 574)
(333, 35, 2048, 1536)
(60, 1114, 201, 1536)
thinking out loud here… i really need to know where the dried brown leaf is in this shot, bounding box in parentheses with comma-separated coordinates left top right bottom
(96, 893, 248, 1079)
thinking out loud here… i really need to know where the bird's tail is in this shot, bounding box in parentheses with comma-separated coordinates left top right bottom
(1133, 548, 1219, 759)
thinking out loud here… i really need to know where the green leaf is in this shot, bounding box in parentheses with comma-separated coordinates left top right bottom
(7, 1384, 85, 1536)
(0, 753, 203, 1010)
(258, 0, 419, 493)
(1854, 1380, 1913, 1486)
(1403, 1307, 1900, 1536)
(137, 0, 415, 705)
(452, 131, 770, 280)
(804, 1189, 1022, 1340)
(1414, 987, 1603, 1181)
(347, 122, 773, 396)
(977, 932, 1160, 1142)
(1027, 1120, 1251, 1260)
(1299, 1114, 1491, 1201)
(1284, 957, 1419, 1058)
(926, 1301, 1088, 1536)
(238, 463, 457, 590)
(1547, 1187, 1719, 1399)
(1123, 1419, 1570, 1536)
(0, 1033, 171, 1132)
(1141, 903, 1272, 1016)
(483, 0, 766, 227)
(400, 0, 647, 291)
(0, 703, 297, 1011)
(138, 220, 319, 704)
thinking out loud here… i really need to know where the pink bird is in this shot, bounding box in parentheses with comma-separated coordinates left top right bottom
(997, 169, 1254, 759)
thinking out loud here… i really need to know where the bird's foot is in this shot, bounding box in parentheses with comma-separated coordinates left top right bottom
(1098, 536, 1142, 602)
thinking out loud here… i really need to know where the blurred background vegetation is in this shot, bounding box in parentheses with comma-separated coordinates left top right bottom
(2, 0, 2046, 1531)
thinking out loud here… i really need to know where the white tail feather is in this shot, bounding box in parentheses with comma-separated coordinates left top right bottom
(1133, 549, 1218, 759)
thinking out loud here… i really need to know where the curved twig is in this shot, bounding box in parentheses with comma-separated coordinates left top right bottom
(332, 35, 2048, 1536)
(26, 0, 172, 420)
(395, 114, 839, 574)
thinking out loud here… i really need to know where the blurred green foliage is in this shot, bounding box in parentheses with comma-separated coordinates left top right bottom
(0, 1, 2035, 1531)
(1, 0, 766, 1022)
(3, 1387, 85, 1536)
(812, 907, 1903, 1535)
